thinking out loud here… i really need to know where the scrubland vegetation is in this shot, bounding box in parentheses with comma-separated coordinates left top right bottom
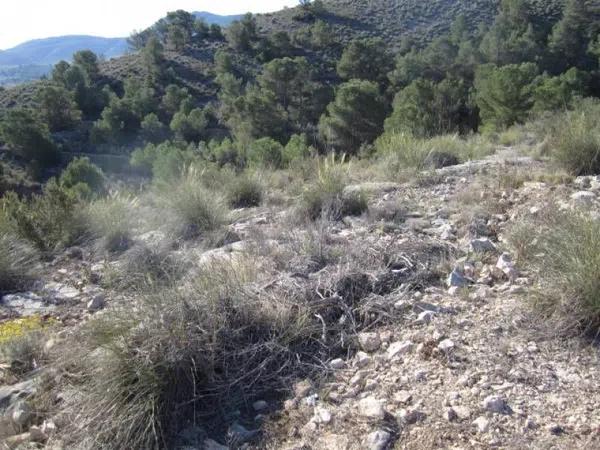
(1, 0, 600, 448)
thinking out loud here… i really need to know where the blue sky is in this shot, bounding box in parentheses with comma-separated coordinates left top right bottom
(0, 0, 299, 49)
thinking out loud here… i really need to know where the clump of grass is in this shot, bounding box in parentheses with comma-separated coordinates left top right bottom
(105, 243, 182, 290)
(548, 98, 600, 175)
(156, 167, 228, 240)
(299, 154, 365, 220)
(85, 193, 138, 253)
(226, 173, 263, 208)
(506, 208, 600, 335)
(53, 259, 328, 449)
(374, 133, 495, 177)
(0, 232, 39, 295)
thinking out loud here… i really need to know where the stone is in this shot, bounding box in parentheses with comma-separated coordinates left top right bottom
(482, 395, 509, 414)
(313, 407, 332, 424)
(358, 332, 381, 353)
(387, 341, 414, 359)
(570, 191, 596, 204)
(473, 416, 490, 433)
(358, 397, 386, 420)
(330, 358, 346, 370)
(252, 400, 268, 412)
(447, 268, 471, 287)
(86, 294, 105, 312)
(398, 408, 426, 424)
(364, 430, 391, 450)
(496, 253, 518, 280)
(416, 311, 434, 325)
(227, 423, 258, 443)
(547, 424, 565, 435)
(437, 339, 455, 352)
(451, 406, 472, 420)
(294, 380, 312, 398)
(355, 351, 372, 368)
(445, 408, 457, 422)
(394, 390, 412, 404)
(470, 238, 497, 253)
(11, 401, 32, 427)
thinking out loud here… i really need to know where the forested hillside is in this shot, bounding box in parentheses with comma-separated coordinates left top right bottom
(1, 1, 600, 448)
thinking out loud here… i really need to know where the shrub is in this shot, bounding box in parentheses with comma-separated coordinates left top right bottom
(300, 154, 348, 220)
(130, 142, 199, 182)
(374, 133, 494, 175)
(0, 232, 39, 295)
(283, 134, 312, 167)
(53, 257, 326, 449)
(85, 193, 138, 253)
(1, 179, 86, 253)
(507, 208, 600, 335)
(247, 137, 283, 169)
(226, 174, 263, 208)
(60, 157, 106, 198)
(156, 167, 227, 240)
(104, 243, 182, 291)
(0, 109, 61, 172)
(141, 113, 167, 143)
(548, 99, 600, 175)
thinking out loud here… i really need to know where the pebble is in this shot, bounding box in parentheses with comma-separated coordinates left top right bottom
(358, 332, 381, 352)
(437, 339, 455, 352)
(473, 416, 490, 433)
(387, 341, 414, 359)
(252, 400, 268, 412)
(358, 397, 386, 420)
(330, 358, 346, 370)
(482, 395, 509, 414)
(355, 351, 372, 368)
(364, 430, 391, 450)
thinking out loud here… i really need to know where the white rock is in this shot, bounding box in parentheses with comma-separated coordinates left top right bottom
(358, 397, 386, 420)
(473, 416, 490, 433)
(252, 400, 268, 412)
(496, 253, 518, 280)
(313, 407, 332, 424)
(570, 191, 596, 204)
(452, 406, 472, 420)
(358, 332, 381, 352)
(437, 339, 455, 352)
(330, 358, 346, 370)
(355, 351, 372, 368)
(387, 341, 414, 359)
(398, 408, 425, 424)
(416, 311, 434, 324)
(414, 369, 428, 382)
(294, 380, 312, 398)
(364, 430, 391, 450)
(482, 395, 508, 414)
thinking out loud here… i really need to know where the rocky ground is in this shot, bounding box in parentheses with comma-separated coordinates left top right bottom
(1, 148, 600, 449)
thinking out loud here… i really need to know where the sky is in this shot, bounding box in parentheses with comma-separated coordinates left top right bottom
(0, 0, 299, 50)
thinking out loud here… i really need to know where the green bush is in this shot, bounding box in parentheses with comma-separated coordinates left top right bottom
(0, 109, 61, 172)
(0, 232, 39, 295)
(247, 137, 283, 169)
(156, 167, 227, 240)
(130, 142, 199, 182)
(226, 174, 263, 208)
(60, 157, 106, 198)
(283, 134, 312, 167)
(85, 194, 138, 253)
(300, 154, 361, 220)
(507, 208, 600, 335)
(548, 99, 600, 175)
(1, 179, 86, 253)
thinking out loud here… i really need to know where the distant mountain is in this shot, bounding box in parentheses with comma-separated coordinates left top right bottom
(0, 12, 243, 86)
(193, 11, 244, 26)
(0, 36, 129, 66)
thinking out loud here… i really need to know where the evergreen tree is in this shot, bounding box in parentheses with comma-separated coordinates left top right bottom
(36, 85, 82, 132)
(319, 80, 387, 153)
(549, 0, 594, 71)
(337, 38, 393, 84)
(474, 62, 538, 130)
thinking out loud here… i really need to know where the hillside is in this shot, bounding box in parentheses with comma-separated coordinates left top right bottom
(0, 12, 243, 86)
